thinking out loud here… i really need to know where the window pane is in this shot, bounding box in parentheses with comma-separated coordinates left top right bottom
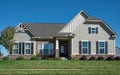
(83, 48, 88, 54)
(26, 49, 31, 54)
(100, 42, 104, 47)
(91, 28, 96, 34)
(25, 43, 30, 48)
(44, 49, 48, 55)
(100, 48, 104, 54)
(14, 43, 18, 48)
(39, 43, 42, 49)
(49, 43, 54, 55)
(13, 49, 18, 54)
(44, 44, 48, 49)
(82, 42, 88, 47)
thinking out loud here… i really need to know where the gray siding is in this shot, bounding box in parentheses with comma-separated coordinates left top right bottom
(14, 31, 33, 42)
(71, 23, 115, 55)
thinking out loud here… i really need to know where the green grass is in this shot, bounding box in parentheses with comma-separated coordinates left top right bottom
(0, 60, 120, 75)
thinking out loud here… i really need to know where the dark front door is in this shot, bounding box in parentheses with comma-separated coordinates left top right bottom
(59, 44, 66, 57)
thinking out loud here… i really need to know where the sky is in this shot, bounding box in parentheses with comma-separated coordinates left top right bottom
(0, 0, 120, 56)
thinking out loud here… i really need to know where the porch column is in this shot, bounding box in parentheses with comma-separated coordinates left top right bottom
(55, 39, 59, 58)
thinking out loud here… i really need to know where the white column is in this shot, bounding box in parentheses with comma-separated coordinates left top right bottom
(55, 39, 59, 57)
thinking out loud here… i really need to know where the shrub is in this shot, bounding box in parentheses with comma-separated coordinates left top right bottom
(89, 56, 96, 60)
(16, 56, 24, 60)
(2, 56, 8, 60)
(97, 56, 104, 60)
(31, 56, 38, 60)
(106, 56, 114, 60)
(115, 56, 120, 60)
(79, 56, 87, 60)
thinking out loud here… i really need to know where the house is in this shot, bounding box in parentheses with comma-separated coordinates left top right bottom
(9, 10, 117, 59)
(115, 46, 120, 56)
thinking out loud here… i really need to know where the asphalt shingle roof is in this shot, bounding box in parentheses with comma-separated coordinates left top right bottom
(24, 23, 66, 38)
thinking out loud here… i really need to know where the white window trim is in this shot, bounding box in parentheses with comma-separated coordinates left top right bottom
(38, 42, 54, 55)
(91, 27, 97, 34)
(24, 41, 33, 55)
(81, 40, 89, 54)
(12, 41, 19, 55)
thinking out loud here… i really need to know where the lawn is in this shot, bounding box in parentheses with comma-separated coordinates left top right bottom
(0, 60, 120, 75)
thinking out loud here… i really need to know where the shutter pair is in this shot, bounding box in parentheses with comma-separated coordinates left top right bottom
(18, 42, 33, 54)
(96, 41, 108, 54)
(88, 27, 98, 34)
(79, 41, 91, 54)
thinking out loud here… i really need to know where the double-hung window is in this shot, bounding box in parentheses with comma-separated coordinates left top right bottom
(25, 43, 31, 54)
(98, 41, 106, 54)
(81, 41, 89, 54)
(12, 43, 19, 54)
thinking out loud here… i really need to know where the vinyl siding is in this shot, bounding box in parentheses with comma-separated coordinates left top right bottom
(71, 23, 115, 55)
(60, 13, 85, 33)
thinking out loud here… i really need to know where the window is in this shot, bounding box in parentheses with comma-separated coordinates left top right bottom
(81, 41, 90, 54)
(39, 42, 54, 55)
(89, 27, 98, 34)
(97, 41, 107, 54)
(25, 43, 31, 54)
(12, 43, 19, 54)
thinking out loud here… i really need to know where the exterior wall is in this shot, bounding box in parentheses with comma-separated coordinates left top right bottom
(12, 30, 36, 55)
(60, 12, 85, 33)
(14, 31, 33, 42)
(71, 23, 115, 55)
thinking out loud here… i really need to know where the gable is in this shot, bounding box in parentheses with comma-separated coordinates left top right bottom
(84, 20, 117, 38)
(14, 23, 34, 41)
(60, 10, 88, 33)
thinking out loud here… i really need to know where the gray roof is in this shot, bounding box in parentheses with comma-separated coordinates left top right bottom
(24, 23, 66, 38)
(86, 16, 101, 20)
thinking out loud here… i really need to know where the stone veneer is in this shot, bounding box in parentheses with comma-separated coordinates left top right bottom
(71, 54, 115, 60)
(9, 55, 33, 60)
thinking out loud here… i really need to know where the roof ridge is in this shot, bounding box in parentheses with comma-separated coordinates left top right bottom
(23, 22, 66, 25)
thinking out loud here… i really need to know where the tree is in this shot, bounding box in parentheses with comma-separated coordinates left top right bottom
(0, 26, 15, 54)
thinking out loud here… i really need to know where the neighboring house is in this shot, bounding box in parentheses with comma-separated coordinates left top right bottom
(9, 10, 117, 59)
(115, 46, 120, 56)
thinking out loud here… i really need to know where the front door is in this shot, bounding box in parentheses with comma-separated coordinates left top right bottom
(59, 44, 66, 57)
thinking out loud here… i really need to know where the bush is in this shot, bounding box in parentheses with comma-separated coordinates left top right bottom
(31, 56, 38, 60)
(115, 56, 120, 60)
(89, 56, 96, 60)
(79, 56, 87, 60)
(2, 56, 8, 60)
(97, 56, 104, 60)
(106, 56, 114, 60)
(16, 56, 24, 60)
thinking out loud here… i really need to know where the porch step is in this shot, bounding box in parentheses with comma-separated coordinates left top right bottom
(60, 57, 68, 60)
